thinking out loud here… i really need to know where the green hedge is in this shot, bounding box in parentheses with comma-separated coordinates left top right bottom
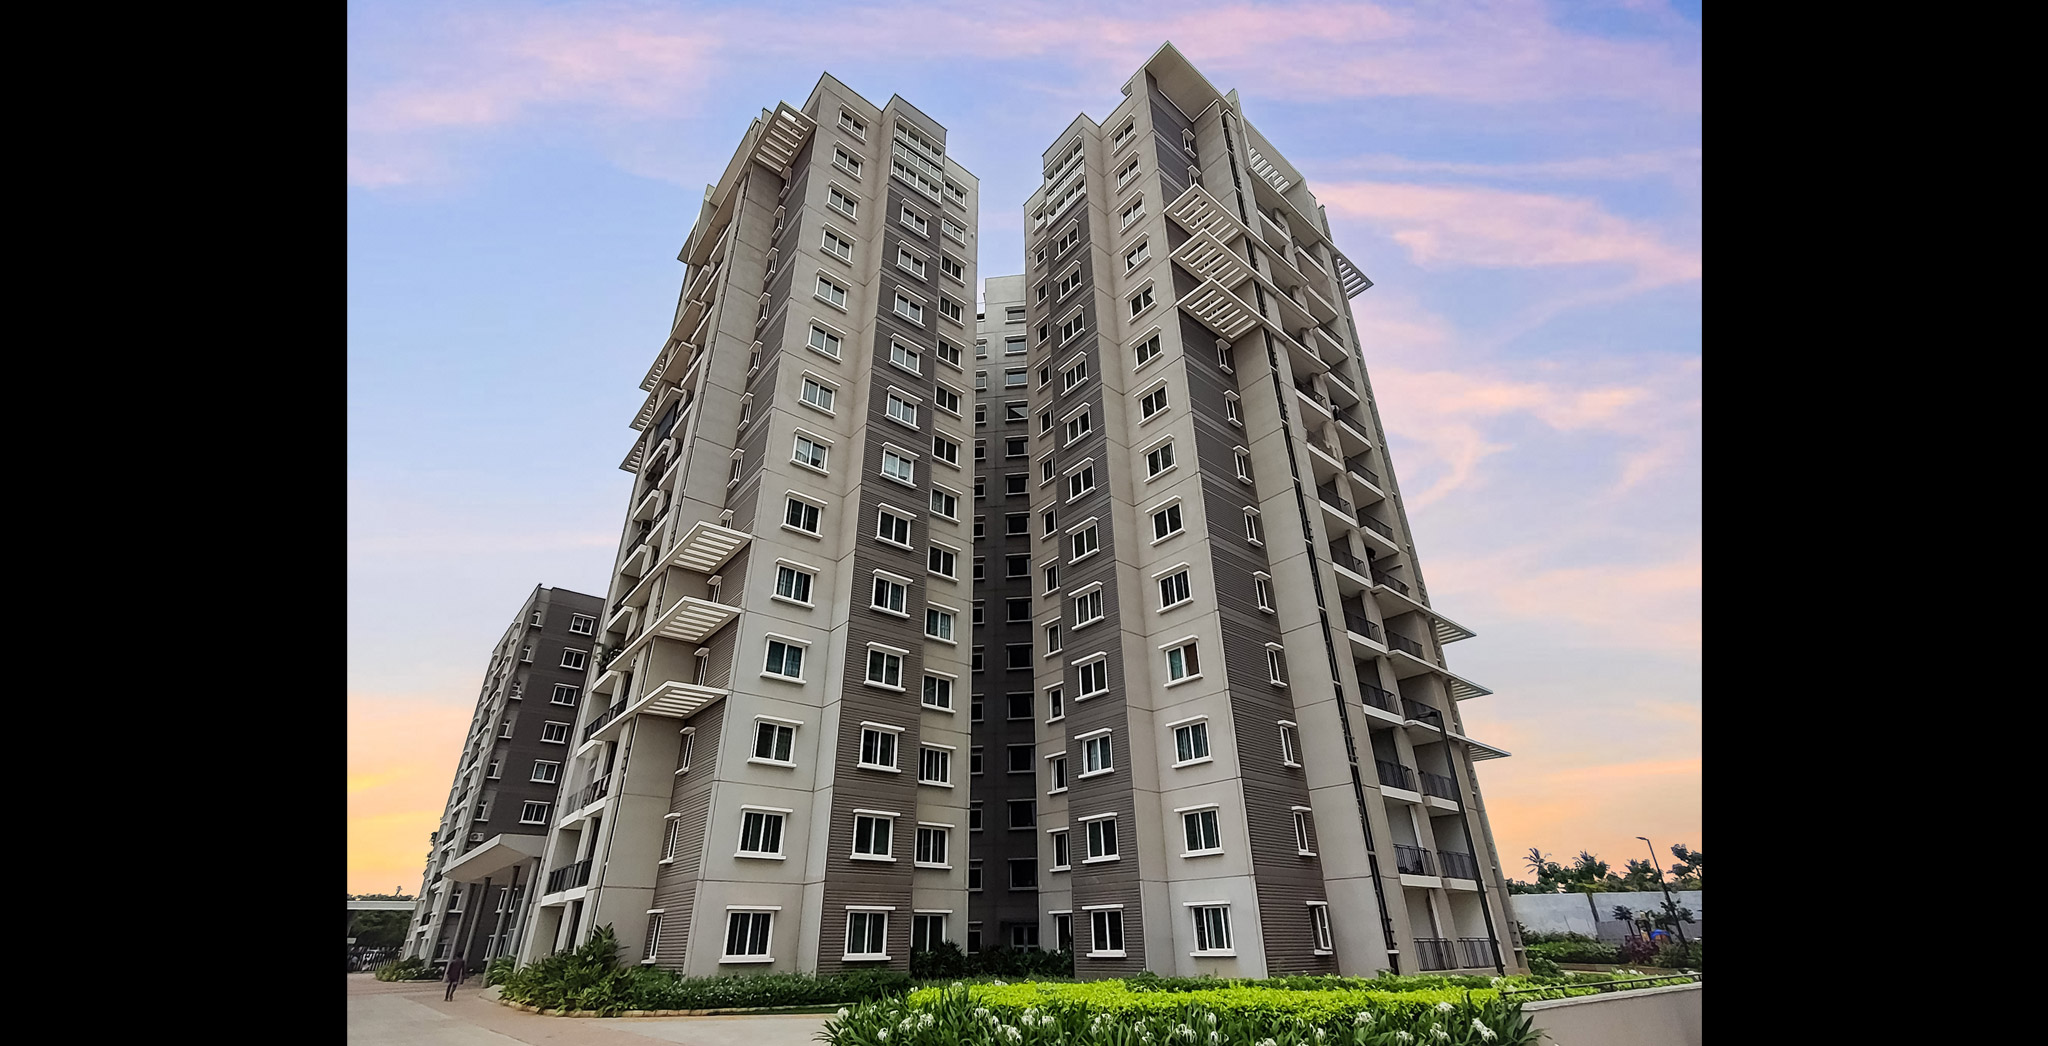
(374, 956, 440, 982)
(828, 983, 1540, 1046)
(493, 925, 914, 1015)
(910, 941, 1074, 980)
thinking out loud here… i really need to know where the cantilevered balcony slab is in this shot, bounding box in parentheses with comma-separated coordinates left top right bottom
(1178, 280, 1261, 340)
(1373, 581, 1477, 645)
(631, 487, 664, 521)
(618, 440, 645, 475)
(586, 680, 730, 745)
(664, 521, 751, 574)
(1386, 645, 1493, 701)
(618, 542, 654, 579)
(641, 596, 739, 647)
(1331, 248, 1374, 298)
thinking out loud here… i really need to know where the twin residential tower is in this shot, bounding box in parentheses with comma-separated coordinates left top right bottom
(411, 44, 1523, 981)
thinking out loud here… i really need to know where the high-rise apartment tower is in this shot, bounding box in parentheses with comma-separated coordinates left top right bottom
(521, 73, 981, 976)
(1010, 42, 1521, 979)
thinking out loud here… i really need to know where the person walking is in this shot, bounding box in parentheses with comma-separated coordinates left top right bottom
(443, 953, 467, 1001)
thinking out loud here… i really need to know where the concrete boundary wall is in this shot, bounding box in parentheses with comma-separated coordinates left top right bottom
(1523, 983, 1701, 1046)
(1510, 891, 1703, 939)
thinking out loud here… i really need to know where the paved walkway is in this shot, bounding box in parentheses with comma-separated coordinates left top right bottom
(347, 974, 830, 1046)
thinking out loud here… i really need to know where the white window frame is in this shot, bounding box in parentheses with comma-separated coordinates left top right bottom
(1049, 828, 1071, 871)
(821, 226, 854, 263)
(1188, 903, 1234, 956)
(915, 825, 952, 869)
(773, 561, 818, 608)
(736, 806, 792, 860)
(1169, 715, 1212, 767)
(851, 810, 898, 862)
(1081, 813, 1121, 864)
(1280, 720, 1302, 767)
(918, 744, 954, 787)
(791, 432, 831, 473)
(885, 390, 919, 429)
(1079, 729, 1114, 779)
(843, 909, 891, 961)
(720, 908, 777, 964)
(1163, 637, 1202, 686)
(1139, 381, 1170, 422)
(858, 722, 903, 772)
(815, 273, 849, 311)
(749, 716, 801, 766)
(1179, 805, 1224, 857)
(783, 492, 825, 537)
(865, 642, 909, 690)
(1144, 437, 1177, 480)
(875, 508, 915, 551)
(1076, 654, 1109, 700)
(925, 604, 958, 644)
(881, 446, 917, 486)
(921, 671, 956, 713)
(1156, 564, 1192, 611)
(762, 634, 809, 682)
(1294, 807, 1317, 857)
(1151, 498, 1185, 543)
(801, 374, 838, 415)
(1310, 902, 1335, 954)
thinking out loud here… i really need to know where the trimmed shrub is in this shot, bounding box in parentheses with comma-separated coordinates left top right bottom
(911, 942, 1074, 980)
(374, 956, 439, 982)
(494, 925, 914, 1015)
(828, 983, 1543, 1046)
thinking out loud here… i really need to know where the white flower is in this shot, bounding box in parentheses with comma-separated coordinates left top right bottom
(1207, 1012, 1219, 1027)
(876, 1031, 888, 1043)
(1258, 1039, 1278, 1046)
(835, 1008, 849, 1019)
(1355, 1011, 1375, 1025)
(1436, 1002, 1455, 1014)
(1473, 1019, 1497, 1042)
(1209, 1033, 1221, 1046)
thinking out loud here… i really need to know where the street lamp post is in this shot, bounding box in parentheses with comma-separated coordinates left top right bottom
(1636, 836, 1691, 959)
(1410, 705, 1506, 976)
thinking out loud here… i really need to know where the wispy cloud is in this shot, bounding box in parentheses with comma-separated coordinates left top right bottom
(348, 0, 1702, 187)
(1335, 148, 1701, 185)
(1318, 180, 1701, 288)
(1551, 755, 1702, 783)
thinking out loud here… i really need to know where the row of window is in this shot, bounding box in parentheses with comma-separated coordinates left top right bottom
(526, 610, 597, 635)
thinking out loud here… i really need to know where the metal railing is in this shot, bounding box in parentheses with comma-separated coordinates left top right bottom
(1376, 760, 1416, 791)
(1405, 697, 1442, 723)
(1329, 545, 1365, 575)
(583, 699, 628, 742)
(1414, 937, 1455, 971)
(1346, 456, 1381, 487)
(1316, 483, 1353, 516)
(1455, 937, 1496, 970)
(1394, 844, 1435, 876)
(1439, 850, 1479, 880)
(1420, 770, 1458, 801)
(1334, 406, 1368, 434)
(1373, 572, 1412, 597)
(564, 773, 611, 813)
(1358, 679, 1398, 713)
(544, 858, 592, 894)
(1343, 607, 1382, 640)
(1357, 513, 1395, 540)
(1386, 630, 1427, 658)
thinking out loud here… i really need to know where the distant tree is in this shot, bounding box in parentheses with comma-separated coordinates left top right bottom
(351, 910, 412, 949)
(1667, 844, 1702, 889)
(1523, 848, 1569, 893)
(1616, 858, 1663, 892)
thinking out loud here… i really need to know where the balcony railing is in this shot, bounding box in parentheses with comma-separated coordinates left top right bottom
(1420, 770, 1458, 801)
(1405, 697, 1442, 724)
(544, 858, 593, 894)
(1343, 608, 1381, 641)
(1376, 760, 1416, 791)
(1439, 850, 1480, 880)
(563, 773, 611, 813)
(1359, 679, 1398, 713)
(1316, 484, 1353, 516)
(583, 698, 628, 742)
(1414, 937, 1455, 971)
(1357, 513, 1395, 540)
(1372, 572, 1412, 597)
(1456, 937, 1497, 970)
(1386, 631, 1427, 659)
(1395, 844, 1436, 877)
(1334, 406, 1368, 434)
(1329, 545, 1365, 575)
(1346, 455, 1381, 487)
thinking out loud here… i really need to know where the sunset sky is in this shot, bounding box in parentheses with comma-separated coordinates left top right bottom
(347, 0, 1701, 896)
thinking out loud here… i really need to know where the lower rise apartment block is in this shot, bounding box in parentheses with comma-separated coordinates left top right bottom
(408, 584, 605, 965)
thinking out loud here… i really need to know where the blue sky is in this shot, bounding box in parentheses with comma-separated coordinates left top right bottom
(349, 0, 1701, 892)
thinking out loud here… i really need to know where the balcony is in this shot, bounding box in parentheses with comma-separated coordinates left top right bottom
(662, 520, 752, 574)
(1374, 572, 1414, 599)
(1419, 770, 1458, 802)
(1295, 381, 1334, 420)
(1403, 696, 1442, 724)
(544, 858, 593, 895)
(631, 486, 664, 521)
(1415, 937, 1495, 971)
(1355, 511, 1400, 555)
(583, 699, 627, 743)
(1394, 844, 1436, 877)
(584, 679, 730, 746)
(1328, 545, 1370, 583)
(561, 773, 611, 815)
(1438, 850, 1479, 881)
(1342, 607, 1381, 642)
(1345, 455, 1381, 488)
(1376, 760, 1417, 793)
(1359, 679, 1399, 716)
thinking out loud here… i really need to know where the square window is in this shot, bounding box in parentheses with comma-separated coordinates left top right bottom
(1005, 644, 1033, 669)
(1086, 818, 1119, 861)
(845, 911, 888, 959)
(1078, 658, 1107, 698)
(1070, 524, 1099, 561)
(1159, 570, 1191, 609)
(1146, 441, 1176, 477)
(724, 911, 773, 960)
(1007, 554, 1030, 577)
(1175, 721, 1210, 764)
(1165, 641, 1201, 682)
(551, 683, 579, 706)
(785, 498, 822, 535)
(1074, 588, 1104, 626)
(916, 827, 950, 867)
(1065, 410, 1092, 444)
(1182, 809, 1222, 854)
(1006, 692, 1032, 721)
(919, 746, 952, 785)
(816, 276, 848, 308)
(1129, 286, 1154, 316)
(1067, 465, 1096, 501)
(1140, 385, 1169, 420)
(764, 639, 806, 680)
(1006, 513, 1029, 535)
(793, 435, 830, 471)
(931, 488, 959, 520)
(877, 510, 912, 548)
(872, 575, 908, 614)
(1007, 597, 1032, 622)
(1008, 800, 1036, 830)
(737, 810, 786, 857)
(890, 339, 921, 373)
(922, 674, 954, 711)
(866, 648, 905, 688)
(1152, 503, 1183, 540)
(568, 615, 595, 635)
(560, 649, 587, 670)
(886, 393, 918, 427)
(928, 544, 957, 578)
(1083, 734, 1113, 775)
(1006, 437, 1029, 457)
(932, 433, 960, 463)
(1009, 859, 1039, 890)
(882, 449, 916, 484)
(852, 814, 894, 858)
(925, 607, 956, 641)
(1192, 905, 1232, 954)
(753, 721, 796, 763)
(802, 378, 836, 412)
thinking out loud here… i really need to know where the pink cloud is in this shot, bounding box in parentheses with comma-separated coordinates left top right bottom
(1318, 180, 1701, 287)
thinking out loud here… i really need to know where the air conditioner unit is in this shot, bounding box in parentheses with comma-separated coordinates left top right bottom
(469, 832, 486, 843)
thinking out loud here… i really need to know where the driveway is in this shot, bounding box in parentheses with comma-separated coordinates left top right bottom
(347, 974, 830, 1046)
